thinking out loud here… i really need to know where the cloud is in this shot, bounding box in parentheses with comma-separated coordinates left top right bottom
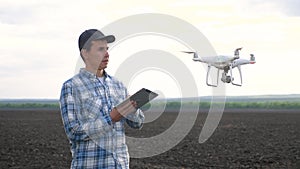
(0, 1, 62, 25)
(0, 5, 34, 24)
(278, 0, 300, 16)
(0, 0, 299, 98)
(245, 0, 300, 16)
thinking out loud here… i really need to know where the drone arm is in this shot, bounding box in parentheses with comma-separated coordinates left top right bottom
(232, 59, 252, 68)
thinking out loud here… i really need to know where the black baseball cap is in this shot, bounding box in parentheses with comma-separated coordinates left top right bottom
(78, 29, 115, 51)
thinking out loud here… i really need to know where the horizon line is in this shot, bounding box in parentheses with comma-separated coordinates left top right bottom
(1, 93, 300, 100)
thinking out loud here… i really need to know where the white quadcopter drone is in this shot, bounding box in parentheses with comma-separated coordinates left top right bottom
(182, 48, 255, 87)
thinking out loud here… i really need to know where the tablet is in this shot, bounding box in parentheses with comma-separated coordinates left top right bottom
(130, 88, 159, 108)
(116, 88, 158, 109)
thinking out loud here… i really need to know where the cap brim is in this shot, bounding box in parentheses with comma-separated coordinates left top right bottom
(95, 35, 115, 43)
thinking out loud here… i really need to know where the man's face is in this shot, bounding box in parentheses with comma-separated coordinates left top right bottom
(84, 40, 109, 70)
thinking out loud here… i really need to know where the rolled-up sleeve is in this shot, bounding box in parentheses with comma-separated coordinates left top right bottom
(125, 109, 144, 129)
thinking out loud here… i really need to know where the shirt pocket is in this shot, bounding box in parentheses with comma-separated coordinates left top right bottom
(80, 96, 103, 120)
(110, 89, 126, 106)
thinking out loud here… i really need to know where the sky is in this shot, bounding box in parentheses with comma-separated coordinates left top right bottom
(0, 0, 299, 99)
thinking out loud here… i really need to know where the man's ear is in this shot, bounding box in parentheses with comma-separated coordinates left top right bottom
(81, 49, 88, 61)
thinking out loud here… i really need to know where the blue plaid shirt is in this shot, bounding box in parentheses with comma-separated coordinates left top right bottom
(59, 68, 144, 169)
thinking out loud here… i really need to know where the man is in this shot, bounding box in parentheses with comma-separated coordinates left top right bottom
(59, 29, 144, 169)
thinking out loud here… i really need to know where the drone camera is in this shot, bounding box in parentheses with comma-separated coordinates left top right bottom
(221, 72, 232, 83)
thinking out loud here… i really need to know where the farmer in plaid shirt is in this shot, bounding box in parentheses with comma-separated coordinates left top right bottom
(59, 29, 144, 169)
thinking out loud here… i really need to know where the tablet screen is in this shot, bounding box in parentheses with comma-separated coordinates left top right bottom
(129, 88, 158, 108)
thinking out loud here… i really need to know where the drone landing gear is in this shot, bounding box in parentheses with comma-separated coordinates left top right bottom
(221, 65, 243, 86)
(206, 65, 219, 87)
(206, 65, 243, 87)
(229, 65, 242, 86)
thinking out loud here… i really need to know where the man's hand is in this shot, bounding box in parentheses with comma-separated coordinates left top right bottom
(110, 99, 137, 122)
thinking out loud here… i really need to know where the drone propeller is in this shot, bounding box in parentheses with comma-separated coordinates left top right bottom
(181, 51, 195, 54)
(181, 51, 201, 61)
(233, 47, 243, 60)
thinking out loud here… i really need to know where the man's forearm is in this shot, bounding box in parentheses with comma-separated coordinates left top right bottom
(110, 108, 123, 122)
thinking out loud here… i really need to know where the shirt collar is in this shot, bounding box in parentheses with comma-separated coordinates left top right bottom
(79, 68, 109, 80)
